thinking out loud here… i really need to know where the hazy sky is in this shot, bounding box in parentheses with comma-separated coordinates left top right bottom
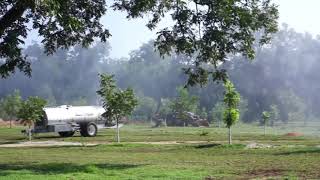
(26, 0, 320, 58)
(102, 0, 320, 58)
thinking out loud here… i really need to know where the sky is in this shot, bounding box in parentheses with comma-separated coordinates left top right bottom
(26, 0, 320, 59)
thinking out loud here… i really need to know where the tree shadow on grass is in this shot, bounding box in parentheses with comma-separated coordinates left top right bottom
(276, 148, 320, 155)
(33, 135, 60, 139)
(33, 133, 107, 139)
(195, 143, 245, 149)
(0, 162, 142, 176)
(0, 136, 36, 145)
(195, 143, 221, 149)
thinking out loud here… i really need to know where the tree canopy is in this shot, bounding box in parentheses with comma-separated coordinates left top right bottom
(170, 87, 199, 120)
(262, 111, 270, 124)
(1, 90, 22, 119)
(0, 0, 110, 77)
(132, 0, 279, 85)
(97, 73, 138, 142)
(0, 90, 22, 128)
(1, 0, 278, 85)
(223, 80, 240, 128)
(97, 74, 138, 121)
(18, 96, 46, 128)
(223, 80, 240, 144)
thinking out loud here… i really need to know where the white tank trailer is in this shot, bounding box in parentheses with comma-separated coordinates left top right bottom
(31, 105, 109, 137)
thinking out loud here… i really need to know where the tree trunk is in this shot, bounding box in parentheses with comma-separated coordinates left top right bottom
(164, 118, 167, 127)
(155, 97, 161, 113)
(264, 123, 266, 136)
(28, 125, 32, 142)
(116, 118, 120, 143)
(10, 119, 12, 129)
(228, 127, 232, 145)
(182, 121, 186, 141)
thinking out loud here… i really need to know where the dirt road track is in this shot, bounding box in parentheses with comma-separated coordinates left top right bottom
(0, 140, 215, 147)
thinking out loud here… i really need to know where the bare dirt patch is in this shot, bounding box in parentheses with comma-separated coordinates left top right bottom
(0, 141, 98, 147)
(246, 142, 274, 149)
(245, 169, 285, 179)
(285, 132, 304, 137)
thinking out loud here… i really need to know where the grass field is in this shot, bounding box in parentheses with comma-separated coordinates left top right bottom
(0, 124, 319, 179)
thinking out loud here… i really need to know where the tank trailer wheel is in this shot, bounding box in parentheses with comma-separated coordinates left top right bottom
(58, 131, 75, 137)
(80, 129, 87, 137)
(80, 123, 98, 137)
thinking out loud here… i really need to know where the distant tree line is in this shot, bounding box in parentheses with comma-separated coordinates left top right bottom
(0, 25, 318, 125)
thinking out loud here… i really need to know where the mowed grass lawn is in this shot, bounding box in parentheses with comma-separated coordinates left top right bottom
(0, 124, 319, 179)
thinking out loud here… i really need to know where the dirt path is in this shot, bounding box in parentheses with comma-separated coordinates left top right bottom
(0, 140, 218, 147)
(133, 141, 211, 145)
(0, 141, 98, 147)
(0, 140, 317, 148)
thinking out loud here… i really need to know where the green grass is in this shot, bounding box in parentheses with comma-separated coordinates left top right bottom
(2, 124, 319, 146)
(0, 124, 319, 179)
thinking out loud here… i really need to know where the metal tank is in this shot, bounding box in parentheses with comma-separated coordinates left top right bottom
(44, 105, 105, 125)
(31, 105, 111, 137)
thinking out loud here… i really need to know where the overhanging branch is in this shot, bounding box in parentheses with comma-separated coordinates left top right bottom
(0, 0, 33, 37)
